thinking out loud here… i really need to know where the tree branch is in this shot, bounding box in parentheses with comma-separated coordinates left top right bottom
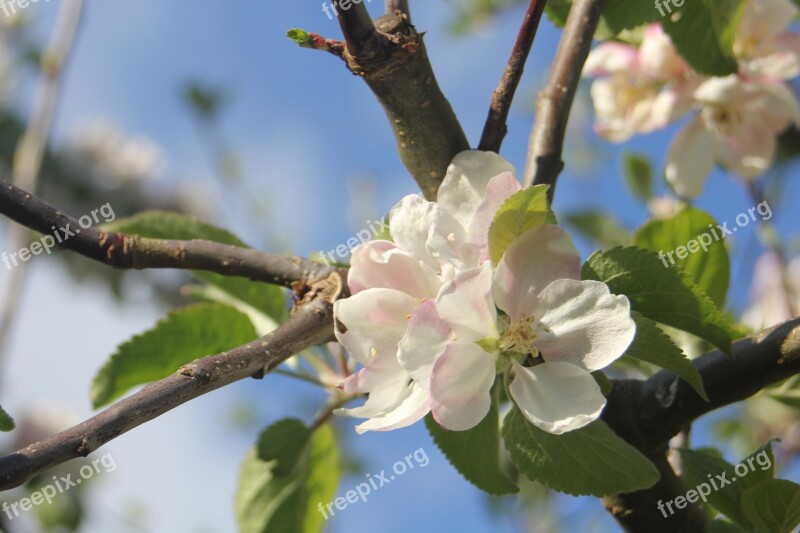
(0, 275, 343, 491)
(478, 0, 547, 153)
(384, 0, 410, 18)
(313, 5, 469, 199)
(602, 317, 800, 531)
(521, 0, 605, 198)
(0, 181, 329, 289)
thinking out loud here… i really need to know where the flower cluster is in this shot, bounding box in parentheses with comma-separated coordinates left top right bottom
(333, 151, 636, 435)
(583, 0, 800, 198)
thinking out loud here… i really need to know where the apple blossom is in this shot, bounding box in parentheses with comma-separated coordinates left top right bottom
(665, 75, 800, 197)
(333, 150, 520, 433)
(398, 225, 636, 435)
(583, 25, 697, 141)
(734, 0, 800, 79)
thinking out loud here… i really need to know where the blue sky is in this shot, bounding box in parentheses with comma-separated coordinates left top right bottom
(0, 1, 798, 532)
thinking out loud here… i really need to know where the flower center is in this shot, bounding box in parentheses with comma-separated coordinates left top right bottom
(499, 314, 551, 356)
(702, 105, 742, 137)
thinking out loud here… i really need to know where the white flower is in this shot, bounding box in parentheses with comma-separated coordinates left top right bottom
(665, 76, 800, 197)
(584, 25, 697, 141)
(399, 226, 635, 434)
(333, 151, 519, 433)
(735, 0, 800, 79)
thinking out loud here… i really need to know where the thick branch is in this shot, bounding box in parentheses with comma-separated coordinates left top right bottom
(602, 317, 800, 532)
(327, 7, 469, 199)
(521, 0, 606, 197)
(384, 0, 410, 18)
(0, 278, 342, 491)
(0, 181, 328, 288)
(478, 0, 547, 153)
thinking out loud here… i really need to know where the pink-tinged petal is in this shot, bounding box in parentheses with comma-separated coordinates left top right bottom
(639, 24, 686, 80)
(351, 382, 430, 434)
(348, 241, 441, 298)
(333, 288, 416, 364)
(531, 279, 636, 371)
(509, 361, 606, 434)
(493, 225, 581, 320)
(468, 172, 521, 264)
(583, 42, 638, 77)
(430, 342, 496, 431)
(665, 117, 715, 198)
(397, 300, 452, 384)
(436, 263, 497, 343)
(714, 114, 776, 179)
(437, 150, 516, 230)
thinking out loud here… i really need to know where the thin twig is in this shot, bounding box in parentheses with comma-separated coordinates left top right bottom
(0, 0, 84, 370)
(479, 0, 547, 153)
(0, 181, 330, 288)
(0, 285, 342, 491)
(521, 0, 606, 199)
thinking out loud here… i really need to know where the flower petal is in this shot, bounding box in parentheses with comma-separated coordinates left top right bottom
(509, 360, 606, 434)
(665, 117, 715, 198)
(334, 288, 416, 363)
(348, 240, 441, 298)
(436, 263, 497, 343)
(467, 172, 521, 264)
(430, 342, 496, 431)
(350, 382, 431, 434)
(493, 225, 581, 320)
(397, 300, 452, 384)
(437, 150, 516, 230)
(531, 279, 636, 371)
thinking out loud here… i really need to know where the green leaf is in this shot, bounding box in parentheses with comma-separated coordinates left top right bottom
(425, 387, 518, 496)
(563, 210, 630, 249)
(0, 405, 14, 431)
(237, 419, 339, 533)
(488, 185, 555, 265)
(257, 419, 311, 477)
(623, 312, 708, 401)
(705, 519, 749, 533)
(601, 0, 658, 34)
(544, 0, 657, 36)
(91, 303, 257, 408)
(634, 206, 730, 308)
(767, 375, 800, 409)
(622, 153, 653, 202)
(502, 408, 659, 496)
(106, 210, 286, 322)
(582, 246, 732, 354)
(679, 442, 776, 528)
(741, 479, 800, 533)
(662, 0, 745, 76)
